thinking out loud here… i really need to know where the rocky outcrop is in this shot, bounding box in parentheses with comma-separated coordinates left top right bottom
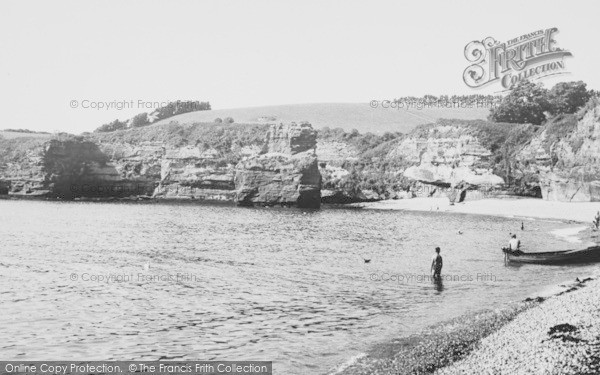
(0, 180, 9, 195)
(152, 146, 236, 201)
(267, 122, 317, 155)
(316, 120, 541, 203)
(1, 145, 48, 196)
(0, 122, 321, 207)
(6, 101, 600, 205)
(393, 128, 505, 188)
(234, 123, 321, 208)
(517, 101, 600, 202)
(55, 140, 159, 198)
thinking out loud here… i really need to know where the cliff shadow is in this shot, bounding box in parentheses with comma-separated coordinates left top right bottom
(44, 139, 155, 199)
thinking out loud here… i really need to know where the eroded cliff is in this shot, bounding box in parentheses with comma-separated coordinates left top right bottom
(317, 119, 536, 202)
(0, 122, 320, 207)
(235, 123, 321, 207)
(516, 99, 600, 201)
(3, 100, 600, 205)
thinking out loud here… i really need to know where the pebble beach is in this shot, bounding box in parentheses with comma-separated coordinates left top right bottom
(335, 197, 600, 374)
(436, 277, 600, 375)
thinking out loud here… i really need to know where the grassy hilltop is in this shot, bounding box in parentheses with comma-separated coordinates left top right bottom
(149, 103, 492, 134)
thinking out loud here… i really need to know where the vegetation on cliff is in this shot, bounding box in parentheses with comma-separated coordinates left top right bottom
(411, 119, 537, 186)
(0, 136, 46, 164)
(318, 127, 402, 155)
(94, 101, 211, 133)
(519, 96, 600, 183)
(489, 80, 592, 125)
(3, 82, 600, 202)
(318, 118, 539, 199)
(2, 129, 50, 135)
(91, 121, 269, 165)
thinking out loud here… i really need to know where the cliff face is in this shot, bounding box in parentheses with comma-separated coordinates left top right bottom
(153, 146, 236, 201)
(4, 101, 600, 205)
(317, 120, 530, 202)
(517, 101, 600, 202)
(0, 122, 320, 207)
(235, 123, 321, 208)
(392, 129, 504, 187)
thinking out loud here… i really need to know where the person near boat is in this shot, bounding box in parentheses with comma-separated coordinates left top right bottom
(508, 234, 523, 255)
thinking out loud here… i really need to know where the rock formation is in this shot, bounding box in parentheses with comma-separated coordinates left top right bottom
(517, 101, 600, 202)
(152, 146, 236, 201)
(0, 122, 321, 207)
(4, 100, 600, 204)
(234, 123, 321, 208)
(393, 128, 505, 189)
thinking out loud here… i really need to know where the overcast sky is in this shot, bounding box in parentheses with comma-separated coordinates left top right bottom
(1, 0, 598, 133)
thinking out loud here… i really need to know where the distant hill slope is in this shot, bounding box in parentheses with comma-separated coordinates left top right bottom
(0, 131, 52, 140)
(151, 103, 491, 134)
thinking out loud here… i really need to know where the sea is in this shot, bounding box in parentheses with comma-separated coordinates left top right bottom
(1, 200, 597, 374)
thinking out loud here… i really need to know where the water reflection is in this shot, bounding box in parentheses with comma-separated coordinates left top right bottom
(433, 275, 444, 292)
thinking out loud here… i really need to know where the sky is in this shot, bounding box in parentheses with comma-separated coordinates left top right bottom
(1, 0, 599, 133)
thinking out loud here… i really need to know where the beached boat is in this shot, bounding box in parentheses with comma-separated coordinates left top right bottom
(502, 246, 600, 265)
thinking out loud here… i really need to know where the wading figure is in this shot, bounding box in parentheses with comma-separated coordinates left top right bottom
(431, 247, 443, 279)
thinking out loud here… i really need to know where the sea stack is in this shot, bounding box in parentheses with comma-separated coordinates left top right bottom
(234, 122, 322, 208)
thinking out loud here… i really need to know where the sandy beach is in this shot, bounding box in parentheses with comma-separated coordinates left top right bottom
(355, 197, 600, 224)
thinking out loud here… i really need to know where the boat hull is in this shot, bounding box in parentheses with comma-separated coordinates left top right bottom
(503, 246, 600, 265)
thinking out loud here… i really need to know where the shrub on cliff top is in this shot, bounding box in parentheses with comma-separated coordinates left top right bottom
(130, 113, 150, 128)
(319, 126, 403, 155)
(489, 80, 593, 125)
(548, 81, 591, 116)
(0, 137, 47, 164)
(576, 96, 600, 120)
(94, 101, 211, 133)
(489, 80, 551, 125)
(95, 119, 127, 133)
(89, 121, 270, 158)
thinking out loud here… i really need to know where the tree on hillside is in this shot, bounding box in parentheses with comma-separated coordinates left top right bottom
(548, 81, 591, 115)
(489, 80, 551, 125)
(94, 119, 127, 133)
(214, 118, 223, 123)
(130, 112, 150, 128)
(223, 117, 235, 124)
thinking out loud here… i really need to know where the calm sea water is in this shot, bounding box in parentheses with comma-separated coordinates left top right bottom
(0, 200, 597, 374)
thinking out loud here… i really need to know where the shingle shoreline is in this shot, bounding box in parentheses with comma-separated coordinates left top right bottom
(333, 277, 599, 375)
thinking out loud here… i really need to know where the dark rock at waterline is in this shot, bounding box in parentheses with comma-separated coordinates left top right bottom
(548, 323, 577, 335)
(547, 323, 584, 343)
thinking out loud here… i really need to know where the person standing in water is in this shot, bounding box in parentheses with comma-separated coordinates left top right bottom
(431, 247, 443, 279)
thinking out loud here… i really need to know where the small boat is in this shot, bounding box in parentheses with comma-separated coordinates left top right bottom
(502, 246, 600, 265)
